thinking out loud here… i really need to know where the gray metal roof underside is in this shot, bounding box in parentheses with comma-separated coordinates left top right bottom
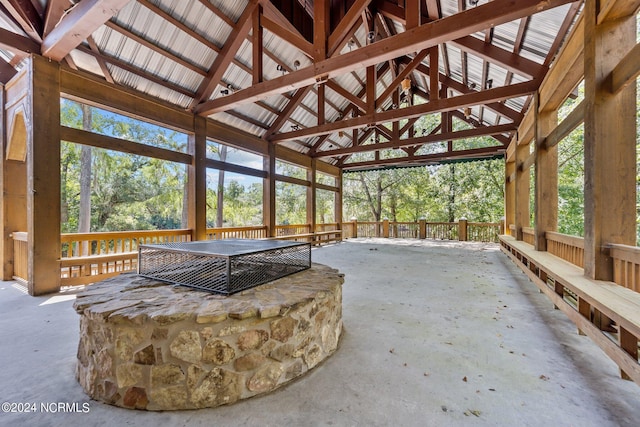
(0, 0, 583, 169)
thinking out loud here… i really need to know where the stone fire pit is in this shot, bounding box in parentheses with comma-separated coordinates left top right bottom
(73, 263, 343, 410)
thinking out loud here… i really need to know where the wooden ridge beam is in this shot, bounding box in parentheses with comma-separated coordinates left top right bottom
(194, 0, 575, 116)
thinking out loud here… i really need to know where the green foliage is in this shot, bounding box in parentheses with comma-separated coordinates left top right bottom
(343, 158, 505, 223)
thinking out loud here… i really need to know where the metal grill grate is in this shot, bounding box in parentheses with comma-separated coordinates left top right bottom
(138, 239, 311, 295)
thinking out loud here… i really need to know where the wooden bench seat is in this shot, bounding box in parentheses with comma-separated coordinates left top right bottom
(500, 235, 640, 384)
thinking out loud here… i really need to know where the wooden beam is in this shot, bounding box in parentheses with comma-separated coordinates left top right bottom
(261, 13, 314, 58)
(325, 79, 367, 113)
(597, 0, 640, 23)
(195, 0, 575, 115)
(60, 126, 192, 164)
(534, 95, 558, 251)
(0, 27, 40, 54)
(28, 56, 60, 295)
(543, 100, 584, 149)
(271, 79, 537, 143)
(405, 0, 421, 29)
(0, 0, 43, 42)
(0, 57, 17, 83)
(43, 0, 68, 37)
(189, 0, 259, 109)
(315, 123, 514, 158)
(104, 21, 208, 77)
(205, 158, 268, 179)
(608, 41, 640, 94)
(41, 0, 131, 62)
(450, 36, 544, 79)
(264, 85, 313, 139)
(252, 4, 263, 85)
(583, 0, 637, 280)
(59, 67, 195, 132)
(328, 0, 371, 56)
(538, 13, 584, 112)
(376, 49, 429, 109)
(341, 146, 503, 171)
(313, 0, 329, 60)
(188, 115, 207, 241)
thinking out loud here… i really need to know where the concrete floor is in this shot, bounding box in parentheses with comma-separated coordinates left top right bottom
(2, 238, 640, 427)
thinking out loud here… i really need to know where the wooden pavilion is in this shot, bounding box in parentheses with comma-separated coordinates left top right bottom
(1, 0, 640, 383)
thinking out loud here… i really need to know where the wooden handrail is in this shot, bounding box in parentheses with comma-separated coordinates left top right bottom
(546, 231, 585, 249)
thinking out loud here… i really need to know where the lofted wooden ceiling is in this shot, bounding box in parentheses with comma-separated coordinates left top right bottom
(0, 0, 582, 170)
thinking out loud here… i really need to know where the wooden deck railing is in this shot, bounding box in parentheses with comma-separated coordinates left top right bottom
(546, 231, 584, 268)
(205, 225, 267, 240)
(12, 232, 28, 285)
(522, 227, 535, 245)
(609, 243, 640, 292)
(12, 219, 502, 288)
(60, 229, 192, 286)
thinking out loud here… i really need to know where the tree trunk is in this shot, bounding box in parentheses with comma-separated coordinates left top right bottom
(79, 104, 92, 255)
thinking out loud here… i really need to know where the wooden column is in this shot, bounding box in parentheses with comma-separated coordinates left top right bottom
(534, 95, 558, 251)
(264, 143, 276, 237)
(188, 115, 207, 241)
(0, 77, 31, 280)
(583, 0, 637, 280)
(335, 170, 343, 230)
(28, 56, 60, 295)
(307, 159, 317, 232)
(514, 141, 530, 241)
(505, 155, 515, 236)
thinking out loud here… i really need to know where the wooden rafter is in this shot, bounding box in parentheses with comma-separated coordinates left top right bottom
(0, 26, 39, 53)
(264, 85, 313, 139)
(41, 0, 131, 61)
(43, 0, 68, 37)
(189, 0, 259, 110)
(0, 0, 42, 42)
(194, 0, 575, 116)
(328, 0, 372, 56)
(272, 79, 537, 143)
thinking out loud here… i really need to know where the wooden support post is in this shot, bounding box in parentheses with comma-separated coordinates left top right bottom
(419, 218, 426, 239)
(367, 66, 376, 114)
(307, 159, 317, 232)
(351, 218, 358, 239)
(335, 170, 343, 232)
(505, 156, 515, 236)
(583, 0, 637, 281)
(382, 218, 389, 238)
(514, 141, 530, 241)
(458, 218, 468, 241)
(578, 297, 591, 336)
(188, 115, 207, 241)
(534, 94, 558, 252)
(1, 73, 28, 281)
(317, 84, 325, 125)
(619, 326, 638, 381)
(264, 143, 276, 237)
(28, 56, 60, 295)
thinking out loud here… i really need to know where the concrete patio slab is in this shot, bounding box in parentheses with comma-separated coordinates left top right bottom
(1, 238, 640, 426)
